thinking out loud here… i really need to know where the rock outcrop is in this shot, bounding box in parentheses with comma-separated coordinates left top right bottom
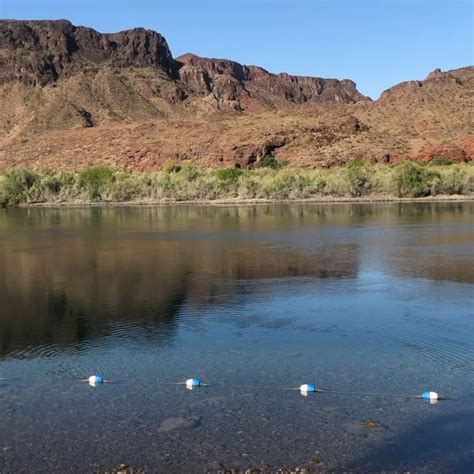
(379, 66, 470, 102)
(0, 19, 367, 110)
(176, 53, 367, 109)
(416, 137, 474, 163)
(0, 19, 176, 85)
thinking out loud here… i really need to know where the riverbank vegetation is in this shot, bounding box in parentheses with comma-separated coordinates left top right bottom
(0, 159, 472, 207)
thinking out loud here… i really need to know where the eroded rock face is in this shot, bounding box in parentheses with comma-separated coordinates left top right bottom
(379, 67, 468, 102)
(0, 19, 176, 85)
(416, 141, 472, 163)
(0, 19, 367, 109)
(176, 53, 369, 108)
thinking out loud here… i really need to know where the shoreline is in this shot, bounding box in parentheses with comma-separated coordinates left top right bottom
(17, 194, 474, 208)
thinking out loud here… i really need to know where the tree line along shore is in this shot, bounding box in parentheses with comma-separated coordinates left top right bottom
(0, 158, 472, 207)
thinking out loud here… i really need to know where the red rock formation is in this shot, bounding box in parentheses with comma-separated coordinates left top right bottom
(176, 53, 368, 108)
(416, 137, 474, 163)
(0, 19, 368, 108)
(0, 20, 472, 170)
(0, 19, 176, 85)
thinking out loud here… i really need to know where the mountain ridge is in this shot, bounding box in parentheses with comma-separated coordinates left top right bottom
(0, 19, 472, 170)
(0, 19, 366, 106)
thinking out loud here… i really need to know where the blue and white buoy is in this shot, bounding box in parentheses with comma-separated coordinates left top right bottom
(186, 378, 201, 390)
(421, 391, 439, 401)
(300, 383, 317, 395)
(88, 375, 105, 387)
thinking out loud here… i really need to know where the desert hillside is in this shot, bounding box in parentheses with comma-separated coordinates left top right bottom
(0, 19, 472, 170)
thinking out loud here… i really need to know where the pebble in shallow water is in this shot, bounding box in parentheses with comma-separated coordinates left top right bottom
(158, 416, 202, 432)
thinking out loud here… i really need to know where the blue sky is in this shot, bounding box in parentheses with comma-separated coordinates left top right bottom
(2, 0, 473, 98)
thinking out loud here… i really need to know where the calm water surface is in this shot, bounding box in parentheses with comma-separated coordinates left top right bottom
(0, 203, 473, 473)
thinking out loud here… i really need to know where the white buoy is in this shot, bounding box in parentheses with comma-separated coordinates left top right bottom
(88, 375, 105, 387)
(300, 383, 317, 395)
(421, 391, 438, 401)
(186, 378, 201, 390)
(421, 391, 438, 400)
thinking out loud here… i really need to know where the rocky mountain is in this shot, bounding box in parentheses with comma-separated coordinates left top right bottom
(175, 53, 367, 110)
(0, 19, 472, 170)
(0, 19, 365, 115)
(0, 19, 177, 85)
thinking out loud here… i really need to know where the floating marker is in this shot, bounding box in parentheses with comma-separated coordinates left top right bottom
(186, 378, 201, 390)
(88, 375, 105, 386)
(300, 383, 317, 395)
(75, 372, 452, 404)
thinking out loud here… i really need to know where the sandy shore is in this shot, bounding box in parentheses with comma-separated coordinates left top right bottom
(18, 194, 474, 208)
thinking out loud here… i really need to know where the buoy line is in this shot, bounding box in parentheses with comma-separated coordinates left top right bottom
(0, 375, 453, 402)
(75, 375, 453, 402)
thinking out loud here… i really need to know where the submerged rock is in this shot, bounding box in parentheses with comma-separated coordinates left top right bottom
(158, 416, 202, 432)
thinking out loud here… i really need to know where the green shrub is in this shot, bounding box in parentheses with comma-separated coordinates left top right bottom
(310, 176, 327, 194)
(322, 170, 349, 196)
(0, 168, 39, 206)
(179, 162, 200, 181)
(391, 161, 440, 197)
(79, 166, 115, 200)
(54, 172, 81, 201)
(429, 156, 454, 166)
(27, 172, 63, 203)
(1, 162, 472, 207)
(162, 159, 181, 173)
(260, 169, 303, 199)
(44, 175, 62, 194)
(347, 159, 372, 197)
(436, 166, 472, 195)
(111, 173, 145, 201)
(237, 172, 262, 198)
(258, 154, 287, 170)
(214, 167, 243, 182)
(0, 177, 7, 207)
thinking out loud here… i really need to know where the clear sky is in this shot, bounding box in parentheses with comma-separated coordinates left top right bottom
(2, 0, 473, 98)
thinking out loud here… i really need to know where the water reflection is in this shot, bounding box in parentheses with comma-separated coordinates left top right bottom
(0, 202, 472, 359)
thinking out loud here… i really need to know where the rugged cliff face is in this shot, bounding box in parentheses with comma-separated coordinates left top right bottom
(0, 19, 472, 170)
(0, 19, 366, 108)
(0, 19, 177, 85)
(175, 53, 367, 109)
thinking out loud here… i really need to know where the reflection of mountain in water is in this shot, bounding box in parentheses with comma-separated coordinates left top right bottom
(0, 206, 363, 358)
(0, 202, 471, 359)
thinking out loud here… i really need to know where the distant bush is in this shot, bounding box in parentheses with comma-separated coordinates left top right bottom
(305, 174, 327, 195)
(347, 159, 372, 197)
(110, 172, 146, 201)
(214, 167, 243, 182)
(1, 162, 472, 207)
(260, 169, 301, 199)
(162, 159, 181, 173)
(258, 154, 287, 170)
(436, 166, 473, 195)
(79, 166, 115, 200)
(0, 168, 39, 206)
(27, 171, 64, 203)
(429, 156, 454, 166)
(237, 172, 262, 198)
(391, 161, 440, 197)
(322, 171, 349, 197)
(179, 162, 200, 181)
